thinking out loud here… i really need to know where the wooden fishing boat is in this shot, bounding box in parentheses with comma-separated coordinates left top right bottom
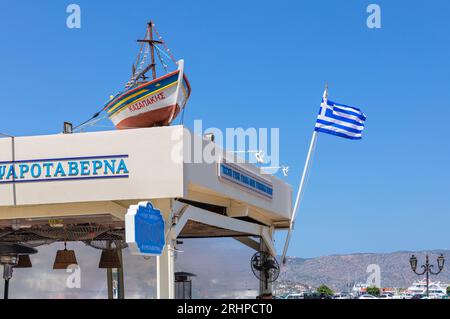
(104, 22, 191, 129)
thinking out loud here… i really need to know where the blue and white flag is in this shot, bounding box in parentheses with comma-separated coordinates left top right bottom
(315, 98, 367, 140)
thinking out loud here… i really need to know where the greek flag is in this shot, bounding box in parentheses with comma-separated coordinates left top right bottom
(315, 99, 366, 140)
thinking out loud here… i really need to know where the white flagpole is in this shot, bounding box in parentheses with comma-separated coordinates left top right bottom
(281, 85, 328, 265)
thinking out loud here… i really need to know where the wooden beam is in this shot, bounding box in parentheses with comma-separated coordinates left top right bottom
(0, 201, 127, 221)
(233, 236, 260, 251)
(137, 40, 163, 44)
(172, 202, 276, 256)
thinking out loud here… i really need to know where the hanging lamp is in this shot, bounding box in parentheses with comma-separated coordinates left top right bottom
(99, 249, 121, 269)
(53, 242, 78, 270)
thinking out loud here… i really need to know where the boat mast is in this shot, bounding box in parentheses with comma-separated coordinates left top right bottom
(137, 21, 162, 80)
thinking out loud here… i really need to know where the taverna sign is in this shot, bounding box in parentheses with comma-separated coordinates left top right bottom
(0, 154, 129, 184)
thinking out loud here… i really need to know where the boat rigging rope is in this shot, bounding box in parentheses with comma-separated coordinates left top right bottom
(72, 111, 108, 132)
(154, 45, 174, 67)
(127, 46, 149, 89)
(153, 23, 188, 125)
(72, 92, 121, 132)
(138, 45, 149, 72)
(133, 28, 148, 73)
(126, 28, 150, 89)
(152, 24, 177, 65)
(180, 103, 186, 125)
(155, 45, 169, 73)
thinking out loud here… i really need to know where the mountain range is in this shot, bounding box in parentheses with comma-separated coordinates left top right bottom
(279, 250, 450, 291)
(176, 240, 450, 296)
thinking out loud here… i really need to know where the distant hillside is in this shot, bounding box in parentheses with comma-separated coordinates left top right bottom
(279, 250, 450, 291)
(175, 240, 450, 296)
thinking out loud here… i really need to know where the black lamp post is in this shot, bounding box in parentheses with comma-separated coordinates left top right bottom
(175, 272, 196, 299)
(0, 243, 38, 299)
(409, 254, 445, 298)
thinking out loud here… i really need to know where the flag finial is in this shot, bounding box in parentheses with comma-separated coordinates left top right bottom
(323, 83, 329, 100)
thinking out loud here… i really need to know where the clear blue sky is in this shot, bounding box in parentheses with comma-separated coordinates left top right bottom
(0, 1, 449, 258)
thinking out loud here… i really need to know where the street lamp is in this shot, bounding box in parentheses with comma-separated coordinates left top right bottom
(0, 243, 38, 299)
(409, 255, 418, 272)
(409, 254, 445, 298)
(437, 254, 445, 270)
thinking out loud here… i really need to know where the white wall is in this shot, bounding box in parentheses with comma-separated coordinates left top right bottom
(0, 127, 184, 206)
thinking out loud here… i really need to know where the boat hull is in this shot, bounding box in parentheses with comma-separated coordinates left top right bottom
(115, 104, 179, 129)
(105, 61, 190, 129)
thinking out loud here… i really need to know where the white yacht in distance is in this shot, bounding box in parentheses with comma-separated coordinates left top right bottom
(406, 279, 448, 298)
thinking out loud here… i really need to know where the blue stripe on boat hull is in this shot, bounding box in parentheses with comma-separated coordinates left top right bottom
(106, 72, 180, 116)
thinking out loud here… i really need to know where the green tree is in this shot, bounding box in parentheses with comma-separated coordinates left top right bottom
(366, 286, 381, 297)
(316, 285, 334, 297)
(447, 286, 450, 295)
